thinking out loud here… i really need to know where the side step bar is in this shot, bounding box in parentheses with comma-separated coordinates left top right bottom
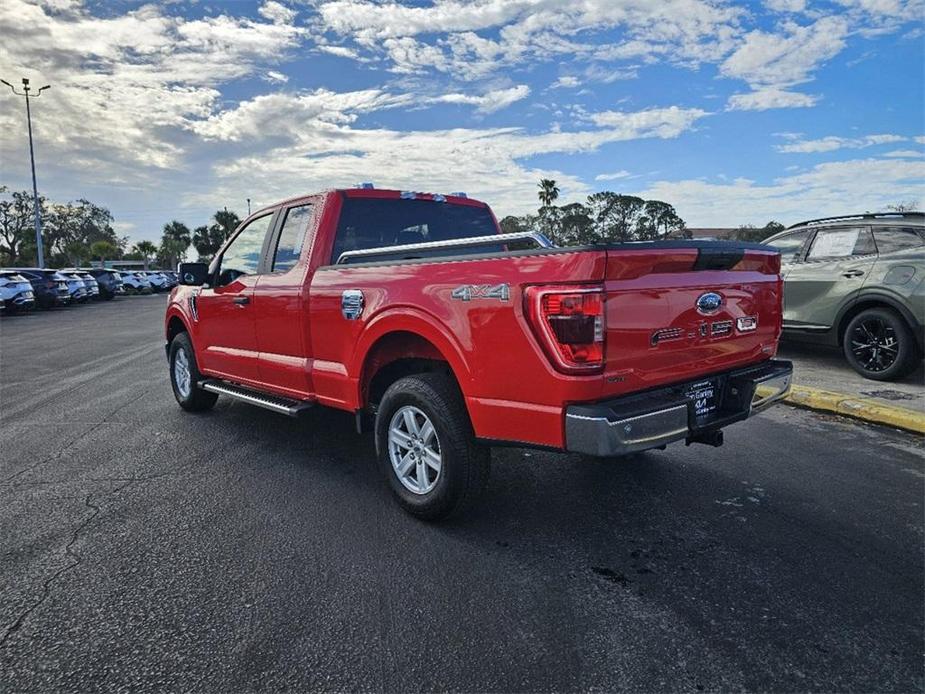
(199, 379, 313, 417)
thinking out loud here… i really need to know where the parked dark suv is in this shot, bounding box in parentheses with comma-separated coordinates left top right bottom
(3, 268, 70, 309)
(85, 268, 124, 299)
(764, 212, 924, 381)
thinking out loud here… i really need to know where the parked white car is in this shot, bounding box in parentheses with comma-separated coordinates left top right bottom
(62, 269, 101, 300)
(143, 271, 170, 292)
(119, 271, 152, 295)
(0, 270, 37, 313)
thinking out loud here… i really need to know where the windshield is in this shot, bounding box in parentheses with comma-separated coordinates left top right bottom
(331, 198, 499, 264)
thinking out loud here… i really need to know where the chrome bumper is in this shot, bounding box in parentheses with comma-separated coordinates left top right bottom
(565, 360, 793, 457)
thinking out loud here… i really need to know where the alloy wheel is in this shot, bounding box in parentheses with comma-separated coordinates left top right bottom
(173, 347, 192, 397)
(849, 317, 899, 373)
(388, 405, 442, 495)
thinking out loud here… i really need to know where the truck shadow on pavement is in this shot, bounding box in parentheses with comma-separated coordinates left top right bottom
(185, 396, 922, 691)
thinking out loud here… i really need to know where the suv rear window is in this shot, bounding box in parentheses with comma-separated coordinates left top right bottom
(331, 198, 499, 264)
(873, 227, 924, 254)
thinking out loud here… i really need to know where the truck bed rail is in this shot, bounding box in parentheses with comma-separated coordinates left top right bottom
(335, 231, 553, 265)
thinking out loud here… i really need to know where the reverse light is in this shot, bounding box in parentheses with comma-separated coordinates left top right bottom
(737, 316, 758, 332)
(525, 285, 605, 373)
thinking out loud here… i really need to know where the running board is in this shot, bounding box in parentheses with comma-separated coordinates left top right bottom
(199, 380, 313, 417)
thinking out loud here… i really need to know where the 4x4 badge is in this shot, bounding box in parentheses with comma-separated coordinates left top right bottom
(451, 283, 510, 302)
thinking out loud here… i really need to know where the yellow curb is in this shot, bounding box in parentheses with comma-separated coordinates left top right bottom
(784, 384, 925, 435)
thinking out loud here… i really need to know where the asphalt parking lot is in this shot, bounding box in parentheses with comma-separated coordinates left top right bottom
(1, 295, 923, 693)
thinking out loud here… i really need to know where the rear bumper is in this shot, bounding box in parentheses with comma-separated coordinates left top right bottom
(565, 359, 793, 457)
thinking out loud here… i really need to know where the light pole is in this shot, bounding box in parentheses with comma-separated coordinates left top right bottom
(2, 77, 50, 267)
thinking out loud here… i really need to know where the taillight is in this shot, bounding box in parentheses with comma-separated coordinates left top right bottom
(525, 285, 605, 373)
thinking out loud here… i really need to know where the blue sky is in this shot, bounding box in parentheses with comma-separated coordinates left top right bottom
(0, 0, 923, 244)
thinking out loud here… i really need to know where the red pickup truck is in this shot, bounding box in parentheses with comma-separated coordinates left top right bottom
(165, 187, 792, 519)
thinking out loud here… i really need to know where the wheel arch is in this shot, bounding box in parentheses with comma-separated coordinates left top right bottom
(835, 291, 920, 347)
(354, 311, 473, 410)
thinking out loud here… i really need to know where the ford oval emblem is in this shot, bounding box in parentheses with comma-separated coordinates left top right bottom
(696, 292, 723, 314)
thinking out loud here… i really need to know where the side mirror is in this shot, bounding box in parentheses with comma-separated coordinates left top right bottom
(178, 262, 209, 286)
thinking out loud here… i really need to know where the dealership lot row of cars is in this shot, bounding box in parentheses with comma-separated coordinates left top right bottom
(0, 268, 178, 314)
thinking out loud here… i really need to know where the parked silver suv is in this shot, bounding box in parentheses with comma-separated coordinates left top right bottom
(764, 212, 924, 381)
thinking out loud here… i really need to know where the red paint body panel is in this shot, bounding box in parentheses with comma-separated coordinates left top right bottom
(167, 189, 783, 451)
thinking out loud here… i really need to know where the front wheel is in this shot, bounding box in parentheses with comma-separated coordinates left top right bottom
(169, 332, 218, 411)
(843, 308, 919, 381)
(375, 373, 490, 521)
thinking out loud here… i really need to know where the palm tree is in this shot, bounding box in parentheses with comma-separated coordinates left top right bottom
(538, 179, 560, 208)
(133, 240, 158, 270)
(162, 220, 192, 251)
(90, 240, 118, 267)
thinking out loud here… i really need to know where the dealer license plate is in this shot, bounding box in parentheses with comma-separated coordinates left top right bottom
(686, 380, 717, 422)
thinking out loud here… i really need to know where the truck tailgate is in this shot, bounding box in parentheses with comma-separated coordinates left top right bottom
(601, 242, 782, 398)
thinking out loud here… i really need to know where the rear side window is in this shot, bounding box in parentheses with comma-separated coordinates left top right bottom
(873, 227, 924, 254)
(806, 227, 875, 260)
(766, 229, 810, 261)
(331, 198, 499, 264)
(272, 204, 314, 272)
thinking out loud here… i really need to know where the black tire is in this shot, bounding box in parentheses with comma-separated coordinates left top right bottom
(843, 307, 919, 381)
(168, 332, 218, 411)
(375, 373, 490, 521)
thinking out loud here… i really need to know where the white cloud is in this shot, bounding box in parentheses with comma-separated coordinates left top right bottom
(317, 44, 360, 59)
(181, 96, 707, 215)
(551, 76, 581, 89)
(633, 157, 925, 226)
(264, 70, 290, 84)
(595, 170, 632, 181)
(728, 87, 818, 110)
(721, 16, 848, 86)
(915, 136, 925, 144)
(765, 0, 807, 11)
(429, 85, 530, 113)
(883, 149, 925, 158)
(777, 133, 906, 152)
(0, 0, 305, 178)
(258, 1, 297, 25)
(317, 0, 745, 81)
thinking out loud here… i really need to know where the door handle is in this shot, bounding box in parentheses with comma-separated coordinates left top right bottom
(233, 296, 250, 305)
(842, 270, 864, 278)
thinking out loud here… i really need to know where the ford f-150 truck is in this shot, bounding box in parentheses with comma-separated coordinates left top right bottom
(165, 187, 793, 519)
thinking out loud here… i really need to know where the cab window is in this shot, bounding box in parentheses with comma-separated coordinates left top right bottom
(873, 227, 924, 255)
(216, 213, 274, 285)
(806, 227, 875, 260)
(766, 229, 810, 261)
(272, 204, 314, 272)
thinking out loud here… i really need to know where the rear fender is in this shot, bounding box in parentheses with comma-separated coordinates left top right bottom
(351, 307, 472, 408)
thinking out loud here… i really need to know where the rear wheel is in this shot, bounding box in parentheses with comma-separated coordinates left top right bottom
(169, 332, 218, 411)
(843, 308, 918, 381)
(375, 373, 490, 521)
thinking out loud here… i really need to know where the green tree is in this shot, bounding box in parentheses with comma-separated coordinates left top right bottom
(537, 179, 559, 208)
(193, 209, 241, 260)
(90, 240, 118, 266)
(162, 220, 191, 250)
(586, 192, 645, 242)
(133, 240, 158, 270)
(733, 221, 785, 242)
(639, 200, 685, 240)
(0, 187, 40, 265)
(158, 238, 187, 270)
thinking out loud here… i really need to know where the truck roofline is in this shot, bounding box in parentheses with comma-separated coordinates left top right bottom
(248, 188, 488, 220)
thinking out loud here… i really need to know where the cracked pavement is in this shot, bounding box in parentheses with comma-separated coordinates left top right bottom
(1, 295, 923, 692)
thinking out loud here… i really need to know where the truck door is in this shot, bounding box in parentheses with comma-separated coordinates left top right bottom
(195, 212, 276, 384)
(253, 201, 318, 398)
(782, 226, 877, 330)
